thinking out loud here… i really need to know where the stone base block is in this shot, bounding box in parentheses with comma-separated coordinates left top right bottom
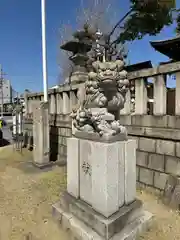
(32, 159, 66, 169)
(32, 160, 54, 169)
(52, 192, 153, 240)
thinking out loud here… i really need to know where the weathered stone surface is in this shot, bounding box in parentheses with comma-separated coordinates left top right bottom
(153, 74, 167, 115)
(153, 172, 168, 190)
(119, 115, 132, 126)
(32, 101, 50, 167)
(128, 60, 180, 80)
(136, 151, 148, 167)
(168, 184, 180, 209)
(67, 138, 80, 198)
(129, 136, 139, 149)
(156, 139, 175, 156)
(80, 139, 92, 205)
(62, 91, 70, 114)
(52, 192, 153, 240)
(136, 166, 140, 181)
(120, 89, 131, 115)
(66, 137, 137, 218)
(167, 116, 180, 129)
(139, 126, 180, 141)
(175, 142, 180, 158)
(163, 175, 178, 204)
(165, 156, 180, 176)
(50, 94, 56, 114)
(139, 137, 156, 153)
(139, 168, 154, 186)
(131, 115, 168, 128)
(117, 142, 125, 208)
(128, 126, 145, 136)
(163, 175, 180, 209)
(56, 93, 63, 114)
(134, 78, 147, 115)
(124, 140, 136, 205)
(74, 131, 127, 143)
(91, 141, 120, 217)
(148, 153, 165, 172)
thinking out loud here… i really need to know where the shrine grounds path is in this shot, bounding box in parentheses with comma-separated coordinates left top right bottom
(0, 145, 180, 240)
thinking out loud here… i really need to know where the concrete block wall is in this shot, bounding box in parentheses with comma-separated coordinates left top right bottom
(23, 113, 180, 208)
(131, 136, 180, 191)
(121, 115, 180, 192)
(23, 114, 72, 162)
(49, 114, 71, 163)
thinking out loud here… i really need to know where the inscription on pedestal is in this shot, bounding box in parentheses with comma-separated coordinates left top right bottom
(80, 140, 92, 205)
(82, 161, 92, 176)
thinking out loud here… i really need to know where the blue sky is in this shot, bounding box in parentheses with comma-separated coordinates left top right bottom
(0, 0, 179, 94)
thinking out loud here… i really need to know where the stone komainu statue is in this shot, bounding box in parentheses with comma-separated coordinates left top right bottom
(71, 59, 129, 138)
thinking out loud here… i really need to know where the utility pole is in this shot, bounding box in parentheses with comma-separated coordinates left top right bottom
(0, 65, 7, 118)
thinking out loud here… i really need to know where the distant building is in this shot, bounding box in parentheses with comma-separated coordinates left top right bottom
(13, 94, 24, 104)
(0, 79, 13, 104)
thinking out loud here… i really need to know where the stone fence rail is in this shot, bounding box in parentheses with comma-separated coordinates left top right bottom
(24, 61, 180, 116)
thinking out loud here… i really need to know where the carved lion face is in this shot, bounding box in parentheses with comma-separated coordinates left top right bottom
(88, 60, 127, 88)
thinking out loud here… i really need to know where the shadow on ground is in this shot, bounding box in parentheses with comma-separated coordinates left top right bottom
(18, 161, 57, 174)
(0, 139, 10, 147)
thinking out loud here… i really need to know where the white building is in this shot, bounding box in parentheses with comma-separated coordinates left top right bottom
(0, 79, 13, 104)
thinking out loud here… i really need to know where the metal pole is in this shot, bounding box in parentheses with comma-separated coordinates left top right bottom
(41, 0, 48, 102)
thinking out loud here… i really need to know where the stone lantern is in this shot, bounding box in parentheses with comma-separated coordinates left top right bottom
(60, 24, 96, 83)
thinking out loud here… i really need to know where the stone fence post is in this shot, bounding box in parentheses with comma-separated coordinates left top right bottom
(135, 78, 147, 114)
(176, 72, 180, 116)
(153, 74, 167, 115)
(32, 101, 50, 168)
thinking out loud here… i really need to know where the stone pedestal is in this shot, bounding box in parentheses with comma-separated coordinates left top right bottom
(53, 134, 152, 240)
(32, 101, 50, 168)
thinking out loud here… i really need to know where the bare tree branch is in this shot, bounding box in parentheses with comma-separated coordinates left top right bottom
(57, 23, 74, 83)
(108, 9, 134, 41)
(58, 0, 119, 84)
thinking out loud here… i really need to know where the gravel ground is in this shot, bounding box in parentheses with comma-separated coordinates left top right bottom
(0, 145, 180, 239)
(138, 190, 180, 240)
(0, 145, 69, 240)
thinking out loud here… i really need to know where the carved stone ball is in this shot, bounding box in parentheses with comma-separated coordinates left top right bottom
(88, 71, 97, 80)
(123, 79, 129, 85)
(117, 78, 129, 87)
(111, 121, 119, 130)
(116, 60, 125, 71)
(79, 111, 86, 118)
(86, 81, 92, 87)
(91, 81, 98, 88)
(119, 70, 127, 79)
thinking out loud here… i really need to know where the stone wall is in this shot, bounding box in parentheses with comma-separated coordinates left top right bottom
(49, 114, 71, 163)
(24, 114, 71, 164)
(24, 114, 180, 194)
(120, 115, 180, 193)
